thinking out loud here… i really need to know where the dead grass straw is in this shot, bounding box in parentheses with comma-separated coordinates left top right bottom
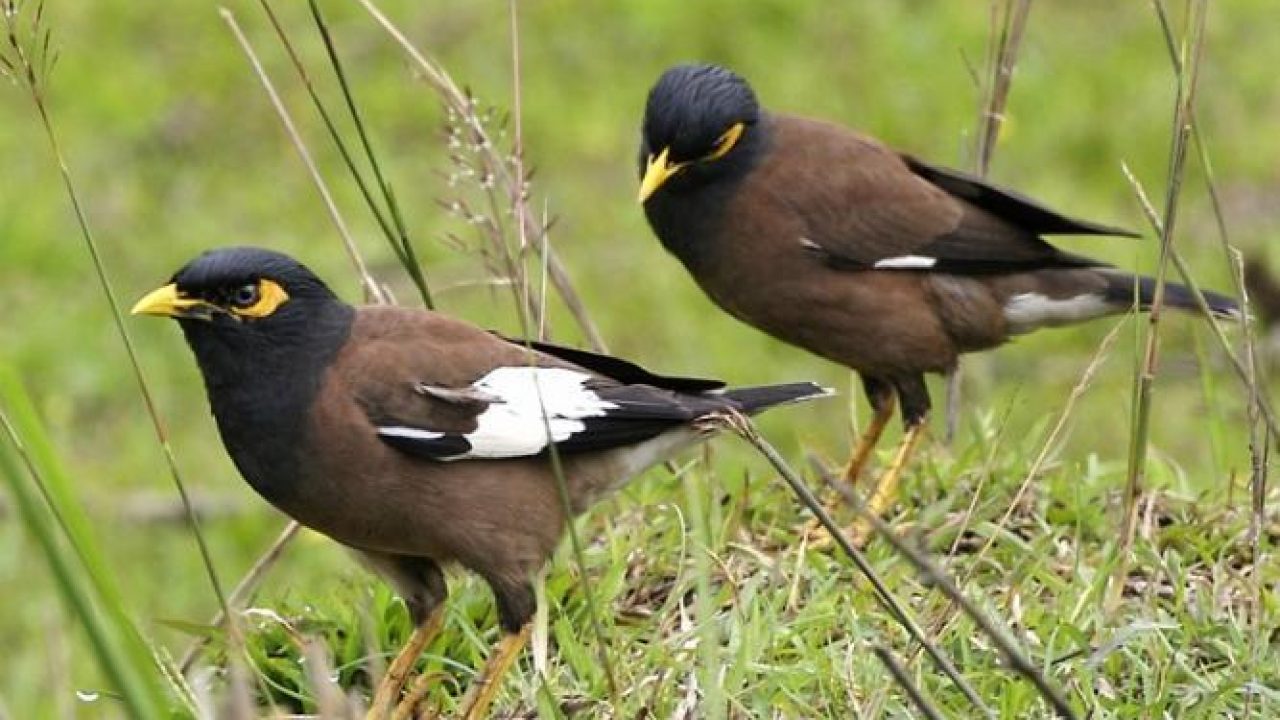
(841, 483, 1078, 719)
(355, 0, 608, 352)
(1119, 0, 1208, 562)
(721, 413, 993, 717)
(944, 0, 1033, 443)
(872, 645, 946, 720)
(219, 7, 386, 305)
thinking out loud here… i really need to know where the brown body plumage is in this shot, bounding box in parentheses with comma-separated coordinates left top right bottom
(638, 64, 1239, 541)
(294, 307, 709, 626)
(132, 247, 828, 717)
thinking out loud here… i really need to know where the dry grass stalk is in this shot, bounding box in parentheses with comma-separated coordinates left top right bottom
(1151, 0, 1271, 586)
(178, 521, 301, 673)
(1120, 165, 1275, 442)
(974, 0, 1032, 175)
(356, 0, 608, 352)
(1119, 0, 1208, 561)
(916, 319, 1123, 667)
(966, 320, 1123, 584)
(843, 493, 1078, 719)
(872, 645, 946, 720)
(943, 0, 1033, 443)
(219, 7, 386, 305)
(720, 413, 993, 717)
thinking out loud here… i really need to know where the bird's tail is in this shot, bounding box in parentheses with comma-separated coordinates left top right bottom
(721, 382, 833, 414)
(1101, 271, 1240, 320)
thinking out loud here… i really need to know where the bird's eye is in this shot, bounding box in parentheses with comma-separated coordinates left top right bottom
(231, 282, 260, 308)
(703, 122, 746, 162)
(226, 278, 290, 318)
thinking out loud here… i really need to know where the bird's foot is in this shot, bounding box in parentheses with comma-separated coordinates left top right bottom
(799, 502, 887, 552)
(803, 524, 858, 552)
(793, 452, 865, 550)
(365, 609, 443, 720)
(388, 671, 446, 720)
(836, 420, 928, 549)
(796, 495, 859, 551)
(458, 625, 531, 720)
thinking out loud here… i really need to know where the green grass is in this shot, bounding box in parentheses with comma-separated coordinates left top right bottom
(0, 0, 1276, 717)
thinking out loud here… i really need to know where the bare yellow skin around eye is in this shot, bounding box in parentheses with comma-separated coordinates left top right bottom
(231, 278, 290, 319)
(704, 122, 745, 161)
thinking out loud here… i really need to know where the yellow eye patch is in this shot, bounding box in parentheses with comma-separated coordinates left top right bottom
(705, 122, 745, 161)
(230, 278, 290, 319)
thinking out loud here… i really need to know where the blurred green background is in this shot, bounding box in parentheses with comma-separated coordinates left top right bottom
(0, 0, 1273, 715)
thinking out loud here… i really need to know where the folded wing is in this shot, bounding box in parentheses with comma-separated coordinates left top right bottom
(371, 365, 728, 462)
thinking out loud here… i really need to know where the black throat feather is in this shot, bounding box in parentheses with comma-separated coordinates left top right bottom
(643, 118, 770, 273)
(179, 301, 354, 505)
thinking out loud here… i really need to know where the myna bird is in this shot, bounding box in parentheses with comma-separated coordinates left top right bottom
(637, 63, 1240, 544)
(131, 247, 828, 719)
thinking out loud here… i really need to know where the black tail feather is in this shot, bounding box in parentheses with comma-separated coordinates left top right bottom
(1102, 272, 1240, 320)
(721, 382, 833, 414)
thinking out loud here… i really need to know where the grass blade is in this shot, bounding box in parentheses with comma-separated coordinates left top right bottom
(2, 0, 235, 658)
(0, 373, 166, 718)
(721, 413, 992, 718)
(1120, 0, 1208, 556)
(307, 0, 434, 310)
(873, 645, 946, 720)
(253, 0, 435, 309)
(219, 6, 386, 305)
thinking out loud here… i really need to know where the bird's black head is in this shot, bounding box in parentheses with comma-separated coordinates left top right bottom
(639, 63, 761, 203)
(132, 247, 353, 382)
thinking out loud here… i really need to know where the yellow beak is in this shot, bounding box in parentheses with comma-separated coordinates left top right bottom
(130, 283, 206, 318)
(638, 147, 683, 203)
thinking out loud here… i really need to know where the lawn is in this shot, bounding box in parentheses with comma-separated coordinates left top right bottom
(0, 1, 1276, 717)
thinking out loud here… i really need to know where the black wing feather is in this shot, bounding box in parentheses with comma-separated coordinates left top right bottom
(551, 383, 726, 453)
(373, 369, 732, 462)
(911, 234, 1109, 274)
(903, 155, 1140, 238)
(809, 233, 1108, 274)
(497, 335, 726, 393)
(378, 431, 473, 460)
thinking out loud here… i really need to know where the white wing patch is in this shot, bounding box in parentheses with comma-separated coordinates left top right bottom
(378, 366, 619, 461)
(1003, 292, 1111, 334)
(874, 255, 937, 269)
(463, 367, 617, 458)
(377, 426, 446, 441)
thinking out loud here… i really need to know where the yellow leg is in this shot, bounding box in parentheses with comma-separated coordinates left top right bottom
(841, 394, 897, 486)
(458, 625, 531, 720)
(849, 419, 928, 547)
(801, 394, 897, 544)
(366, 607, 444, 720)
(390, 669, 443, 720)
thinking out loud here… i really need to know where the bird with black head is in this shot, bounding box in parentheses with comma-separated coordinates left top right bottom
(132, 246, 829, 718)
(638, 63, 1239, 546)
